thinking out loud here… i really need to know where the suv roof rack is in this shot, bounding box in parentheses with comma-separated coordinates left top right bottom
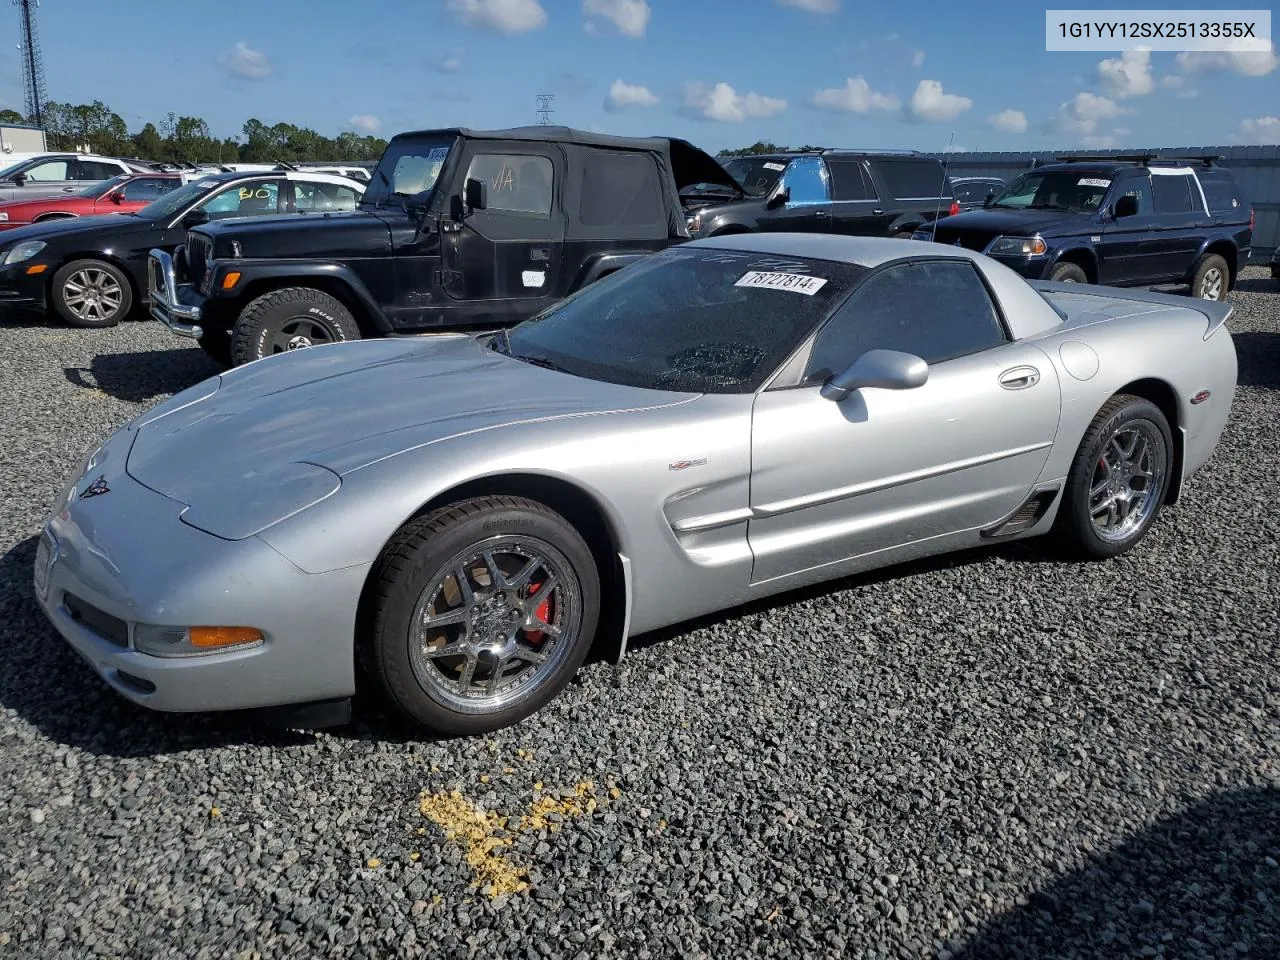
(1055, 152, 1223, 166)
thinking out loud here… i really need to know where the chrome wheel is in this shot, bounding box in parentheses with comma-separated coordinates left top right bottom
(269, 317, 337, 354)
(1088, 419, 1166, 543)
(408, 536, 581, 714)
(1198, 266, 1225, 300)
(63, 268, 124, 323)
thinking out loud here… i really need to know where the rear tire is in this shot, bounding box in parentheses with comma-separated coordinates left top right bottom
(1190, 253, 1229, 301)
(51, 258, 133, 328)
(1055, 394, 1172, 560)
(361, 496, 601, 736)
(1049, 262, 1088, 284)
(229, 286, 361, 367)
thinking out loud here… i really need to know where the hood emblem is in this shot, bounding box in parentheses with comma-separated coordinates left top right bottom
(668, 458, 707, 471)
(79, 476, 110, 499)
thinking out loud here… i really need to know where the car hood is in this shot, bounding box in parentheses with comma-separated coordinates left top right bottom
(0, 212, 149, 244)
(928, 208, 1091, 239)
(199, 209, 393, 259)
(125, 335, 696, 533)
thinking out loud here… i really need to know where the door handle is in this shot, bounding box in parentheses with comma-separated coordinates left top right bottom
(530, 247, 550, 262)
(872, 209, 884, 215)
(999, 365, 1040, 390)
(813, 210, 828, 217)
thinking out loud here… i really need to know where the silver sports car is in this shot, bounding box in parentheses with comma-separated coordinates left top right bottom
(35, 234, 1237, 735)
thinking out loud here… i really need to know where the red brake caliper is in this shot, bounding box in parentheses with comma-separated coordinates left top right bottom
(523, 582, 552, 643)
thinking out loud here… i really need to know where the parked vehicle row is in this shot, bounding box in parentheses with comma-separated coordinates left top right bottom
(0, 172, 187, 231)
(0, 152, 152, 201)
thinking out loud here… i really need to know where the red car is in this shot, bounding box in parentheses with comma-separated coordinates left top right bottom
(0, 173, 182, 231)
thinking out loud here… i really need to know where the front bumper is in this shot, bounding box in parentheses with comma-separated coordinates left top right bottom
(148, 247, 208, 339)
(986, 253, 1051, 279)
(35, 435, 368, 713)
(0, 259, 48, 311)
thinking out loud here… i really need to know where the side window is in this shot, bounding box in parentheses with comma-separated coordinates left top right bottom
(1200, 175, 1243, 214)
(75, 160, 124, 181)
(1115, 175, 1154, 215)
(578, 150, 664, 228)
(828, 159, 877, 201)
(874, 159, 948, 199)
(805, 260, 1006, 381)
(199, 180, 280, 219)
(24, 159, 69, 181)
(465, 153, 553, 215)
(1151, 173, 1196, 214)
(295, 181, 359, 211)
(121, 177, 178, 201)
(781, 157, 830, 204)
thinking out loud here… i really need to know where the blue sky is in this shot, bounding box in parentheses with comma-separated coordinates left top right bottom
(2, 0, 1277, 152)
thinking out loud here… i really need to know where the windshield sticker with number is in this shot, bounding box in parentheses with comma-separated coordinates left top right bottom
(735, 271, 828, 295)
(763, 162, 786, 171)
(1078, 178, 1111, 188)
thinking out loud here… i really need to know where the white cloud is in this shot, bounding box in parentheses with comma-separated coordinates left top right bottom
(987, 108, 1027, 133)
(1176, 38, 1277, 76)
(604, 79, 659, 111)
(1049, 91, 1125, 139)
(1239, 116, 1280, 144)
(1097, 49, 1153, 98)
(219, 41, 271, 80)
(435, 49, 464, 73)
(447, 0, 547, 34)
(906, 79, 972, 121)
(682, 81, 787, 123)
(811, 76, 900, 113)
(583, 0, 650, 37)
(910, 49, 926, 68)
(775, 0, 838, 11)
(347, 114, 381, 134)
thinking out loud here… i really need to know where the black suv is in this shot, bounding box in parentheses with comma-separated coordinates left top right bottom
(148, 126, 737, 366)
(920, 154, 1253, 301)
(681, 150, 959, 240)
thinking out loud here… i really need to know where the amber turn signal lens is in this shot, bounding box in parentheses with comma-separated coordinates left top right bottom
(221, 272, 241, 290)
(25, 264, 47, 275)
(188, 626, 263, 649)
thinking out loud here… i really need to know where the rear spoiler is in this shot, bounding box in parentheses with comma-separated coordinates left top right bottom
(1029, 280, 1232, 340)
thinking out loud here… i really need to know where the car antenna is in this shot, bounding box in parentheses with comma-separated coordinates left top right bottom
(929, 130, 954, 241)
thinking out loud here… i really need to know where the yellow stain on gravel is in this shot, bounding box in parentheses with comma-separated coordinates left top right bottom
(418, 780, 609, 898)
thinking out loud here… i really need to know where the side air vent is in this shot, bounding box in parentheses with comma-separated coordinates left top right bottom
(981, 489, 1059, 539)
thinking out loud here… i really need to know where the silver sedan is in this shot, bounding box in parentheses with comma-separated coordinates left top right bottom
(35, 234, 1238, 735)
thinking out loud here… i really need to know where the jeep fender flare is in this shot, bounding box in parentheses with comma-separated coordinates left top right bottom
(218, 261, 393, 334)
(569, 253, 652, 292)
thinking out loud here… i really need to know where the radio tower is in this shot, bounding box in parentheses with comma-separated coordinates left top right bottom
(14, 0, 48, 128)
(535, 94, 555, 125)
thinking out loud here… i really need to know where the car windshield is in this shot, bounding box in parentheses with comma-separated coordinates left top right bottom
(722, 157, 789, 197)
(989, 170, 1113, 213)
(0, 159, 26, 179)
(498, 247, 865, 394)
(78, 174, 129, 198)
(364, 136, 454, 204)
(134, 177, 221, 220)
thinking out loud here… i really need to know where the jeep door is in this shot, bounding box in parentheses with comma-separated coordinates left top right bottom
(440, 143, 567, 316)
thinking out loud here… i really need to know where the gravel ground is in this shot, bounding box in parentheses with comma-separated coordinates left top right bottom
(1, 270, 1278, 960)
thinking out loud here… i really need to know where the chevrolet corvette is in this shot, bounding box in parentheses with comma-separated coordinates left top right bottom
(35, 234, 1237, 734)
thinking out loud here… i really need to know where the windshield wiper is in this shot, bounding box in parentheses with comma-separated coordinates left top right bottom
(510, 352, 572, 375)
(488, 329, 511, 355)
(1025, 203, 1074, 212)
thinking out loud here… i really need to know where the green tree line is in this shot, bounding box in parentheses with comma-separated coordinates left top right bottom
(717, 141, 827, 157)
(0, 102, 388, 164)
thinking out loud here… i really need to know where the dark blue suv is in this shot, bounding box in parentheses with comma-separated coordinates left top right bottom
(918, 155, 1253, 301)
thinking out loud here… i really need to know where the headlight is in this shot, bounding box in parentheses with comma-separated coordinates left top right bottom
(987, 235, 1047, 256)
(686, 212, 701, 234)
(2, 239, 45, 264)
(134, 624, 264, 658)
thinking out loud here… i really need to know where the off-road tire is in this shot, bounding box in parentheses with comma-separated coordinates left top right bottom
(229, 286, 361, 367)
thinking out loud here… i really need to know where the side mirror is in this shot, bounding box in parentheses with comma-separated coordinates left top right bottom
(464, 177, 487, 212)
(983, 192, 995, 208)
(766, 185, 790, 209)
(1113, 194, 1139, 219)
(109, 190, 123, 204)
(11, 172, 27, 186)
(820, 349, 929, 402)
(182, 208, 210, 228)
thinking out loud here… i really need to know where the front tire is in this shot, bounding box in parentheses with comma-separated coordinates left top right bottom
(361, 496, 601, 736)
(51, 259, 133, 328)
(1049, 262, 1088, 284)
(1055, 394, 1172, 560)
(1190, 253, 1229, 301)
(229, 286, 361, 367)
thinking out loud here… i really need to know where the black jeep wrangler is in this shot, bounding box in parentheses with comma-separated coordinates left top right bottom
(148, 126, 740, 367)
(680, 150, 959, 241)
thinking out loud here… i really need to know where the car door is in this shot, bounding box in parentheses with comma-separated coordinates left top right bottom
(748, 258, 1061, 585)
(826, 158, 888, 236)
(439, 144, 567, 312)
(760, 157, 831, 233)
(111, 176, 180, 214)
(1146, 169, 1205, 281)
(1097, 173, 1162, 284)
(6, 157, 78, 200)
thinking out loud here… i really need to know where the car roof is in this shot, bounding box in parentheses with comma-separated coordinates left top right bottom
(690, 231, 984, 269)
(184, 170, 365, 188)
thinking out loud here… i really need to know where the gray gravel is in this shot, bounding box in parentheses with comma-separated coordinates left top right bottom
(1, 270, 1278, 959)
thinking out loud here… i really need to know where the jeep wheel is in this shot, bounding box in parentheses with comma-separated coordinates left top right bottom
(1191, 253, 1229, 301)
(1049, 262, 1088, 284)
(230, 287, 361, 366)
